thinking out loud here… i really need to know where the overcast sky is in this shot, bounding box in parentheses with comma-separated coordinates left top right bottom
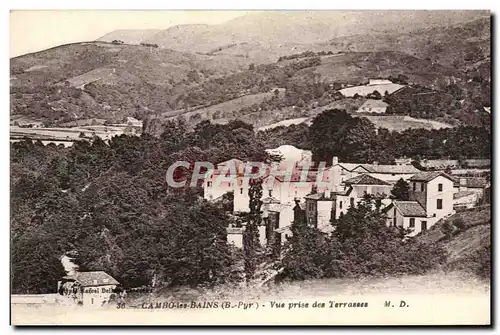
(10, 10, 247, 58)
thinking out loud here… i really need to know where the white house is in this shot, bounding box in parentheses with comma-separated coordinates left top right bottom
(57, 271, 119, 307)
(302, 173, 393, 233)
(384, 200, 429, 234)
(332, 174, 393, 220)
(203, 158, 245, 202)
(384, 171, 456, 234)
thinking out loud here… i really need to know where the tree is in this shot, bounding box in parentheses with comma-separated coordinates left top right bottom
(390, 178, 410, 200)
(243, 179, 262, 282)
(282, 203, 327, 280)
(310, 109, 377, 164)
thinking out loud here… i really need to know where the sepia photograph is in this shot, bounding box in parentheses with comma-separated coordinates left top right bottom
(9, 8, 491, 326)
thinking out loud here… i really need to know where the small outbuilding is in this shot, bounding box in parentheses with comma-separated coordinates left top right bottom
(58, 271, 120, 307)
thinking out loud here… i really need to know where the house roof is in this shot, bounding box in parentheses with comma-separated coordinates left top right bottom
(305, 193, 324, 200)
(63, 271, 119, 287)
(262, 196, 281, 204)
(464, 159, 490, 168)
(453, 190, 477, 200)
(227, 227, 244, 234)
(392, 201, 427, 217)
(357, 164, 419, 174)
(419, 159, 459, 169)
(454, 177, 489, 189)
(409, 171, 455, 182)
(335, 163, 361, 172)
(344, 174, 391, 186)
(305, 192, 336, 201)
(275, 224, 293, 234)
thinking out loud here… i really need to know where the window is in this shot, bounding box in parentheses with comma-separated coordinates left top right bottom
(438, 183, 443, 192)
(393, 216, 397, 227)
(339, 201, 343, 209)
(437, 199, 443, 210)
(350, 197, 355, 207)
(207, 181, 212, 187)
(268, 190, 272, 197)
(420, 183, 424, 192)
(240, 188, 243, 194)
(413, 182, 416, 191)
(409, 218, 415, 228)
(421, 221, 427, 231)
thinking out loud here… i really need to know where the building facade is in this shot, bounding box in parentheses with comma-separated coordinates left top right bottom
(385, 171, 456, 234)
(57, 271, 120, 307)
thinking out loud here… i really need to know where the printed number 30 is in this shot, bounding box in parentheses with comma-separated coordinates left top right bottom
(116, 303, 126, 309)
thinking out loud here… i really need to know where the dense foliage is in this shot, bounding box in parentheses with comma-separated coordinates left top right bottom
(283, 195, 448, 280)
(258, 109, 490, 165)
(10, 120, 267, 293)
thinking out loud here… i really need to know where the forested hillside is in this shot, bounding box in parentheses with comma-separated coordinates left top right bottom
(10, 15, 491, 129)
(11, 120, 269, 293)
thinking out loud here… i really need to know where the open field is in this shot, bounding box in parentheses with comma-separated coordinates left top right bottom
(162, 90, 284, 125)
(257, 117, 309, 131)
(360, 115, 453, 131)
(340, 83, 405, 97)
(255, 111, 454, 133)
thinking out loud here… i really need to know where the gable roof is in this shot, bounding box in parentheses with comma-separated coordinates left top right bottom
(262, 196, 281, 204)
(453, 190, 477, 200)
(464, 159, 490, 168)
(409, 171, 455, 182)
(336, 163, 361, 172)
(357, 164, 419, 174)
(344, 174, 391, 186)
(305, 193, 324, 200)
(305, 192, 336, 201)
(392, 201, 427, 217)
(64, 271, 119, 287)
(420, 159, 459, 169)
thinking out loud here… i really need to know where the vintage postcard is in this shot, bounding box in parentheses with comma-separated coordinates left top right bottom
(10, 10, 491, 326)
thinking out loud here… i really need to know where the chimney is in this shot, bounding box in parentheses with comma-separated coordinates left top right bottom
(324, 191, 331, 199)
(332, 156, 338, 166)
